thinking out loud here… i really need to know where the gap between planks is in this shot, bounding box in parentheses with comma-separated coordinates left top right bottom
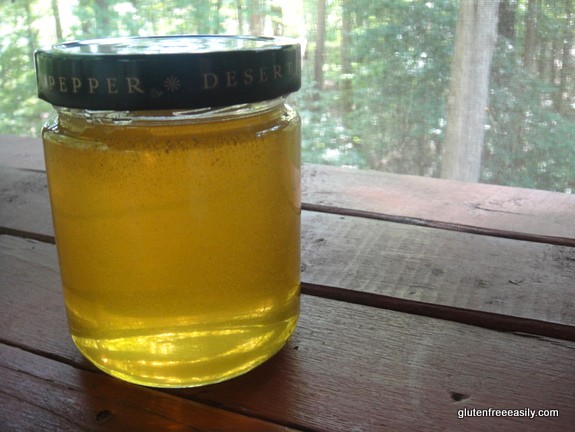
(2, 234, 575, 431)
(1, 230, 573, 342)
(0, 343, 303, 432)
(301, 282, 575, 342)
(3, 201, 574, 249)
(302, 202, 575, 248)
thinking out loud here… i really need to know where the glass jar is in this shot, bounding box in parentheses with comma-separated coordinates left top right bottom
(34, 35, 301, 388)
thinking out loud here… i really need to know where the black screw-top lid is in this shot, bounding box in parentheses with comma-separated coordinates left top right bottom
(34, 35, 301, 110)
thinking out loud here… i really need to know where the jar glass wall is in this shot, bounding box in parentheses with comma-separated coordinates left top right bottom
(36, 35, 302, 387)
(40, 87, 300, 386)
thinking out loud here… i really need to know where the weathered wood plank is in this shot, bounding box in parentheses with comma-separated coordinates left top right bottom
(2, 136, 574, 239)
(303, 164, 575, 239)
(303, 202, 575, 247)
(2, 168, 573, 330)
(0, 135, 44, 171)
(0, 344, 299, 432)
(0, 167, 53, 239)
(1, 235, 574, 431)
(301, 282, 575, 341)
(301, 212, 575, 329)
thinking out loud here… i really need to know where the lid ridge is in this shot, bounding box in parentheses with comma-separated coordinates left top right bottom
(35, 35, 301, 110)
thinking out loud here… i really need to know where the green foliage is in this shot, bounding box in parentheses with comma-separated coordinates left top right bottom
(485, 41, 575, 192)
(482, 1, 575, 192)
(0, 0, 47, 135)
(296, 0, 457, 175)
(1, 0, 574, 191)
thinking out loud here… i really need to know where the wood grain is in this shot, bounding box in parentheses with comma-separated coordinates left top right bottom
(2, 169, 573, 331)
(0, 135, 45, 171)
(301, 211, 575, 329)
(301, 282, 575, 341)
(302, 202, 575, 247)
(302, 163, 575, 239)
(2, 136, 574, 239)
(0, 344, 299, 432)
(1, 235, 574, 431)
(2, 137, 575, 431)
(0, 167, 53, 239)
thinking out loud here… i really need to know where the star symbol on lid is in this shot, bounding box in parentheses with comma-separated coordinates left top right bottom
(164, 75, 181, 92)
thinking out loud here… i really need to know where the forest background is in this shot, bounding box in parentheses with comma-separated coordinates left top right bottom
(1, 0, 574, 192)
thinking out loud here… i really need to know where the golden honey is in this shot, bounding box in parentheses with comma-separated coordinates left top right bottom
(36, 36, 301, 387)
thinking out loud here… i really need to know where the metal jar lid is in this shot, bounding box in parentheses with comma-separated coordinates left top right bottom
(35, 35, 301, 110)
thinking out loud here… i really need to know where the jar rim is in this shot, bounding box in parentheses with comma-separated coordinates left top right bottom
(53, 98, 287, 126)
(35, 35, 301, 111)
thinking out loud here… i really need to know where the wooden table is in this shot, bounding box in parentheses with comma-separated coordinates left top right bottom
(1, 136, 574, 431)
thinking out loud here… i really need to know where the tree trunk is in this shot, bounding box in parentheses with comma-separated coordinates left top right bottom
(271, 4, 283, 36)
(523, 0, 538, 73)
(555, 0, 573, 114)
(95, 0, 111, 35)
(212, 0, 223, 34)
(340, 0, 353, 117)
(552, 39, 561, 85)
(539, 40, 553, 83)
(236, 0, 244, 34)
(51, 0, 63, 41)
(497, 0, 515, 39)
(441, 0, 500, 183)
(313, 0, 326, 97)
(22, 0, 38, 61)
(248, 0, 265, 35)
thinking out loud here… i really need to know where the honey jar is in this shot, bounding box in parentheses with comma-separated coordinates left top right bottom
(35, 35, 301, 387)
